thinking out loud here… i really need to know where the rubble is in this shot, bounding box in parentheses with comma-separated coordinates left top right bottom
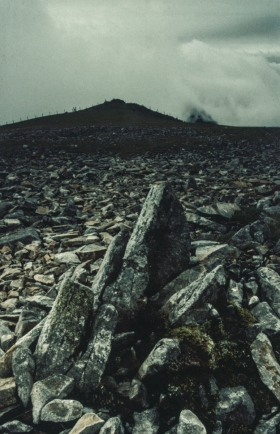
(0, 134, 279, 433)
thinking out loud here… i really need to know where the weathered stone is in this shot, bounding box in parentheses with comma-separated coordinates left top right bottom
(99, 416, 124, 434)
(0, 377, 16, 409)
(68, 304, 118, 392)
(229, 220, 271, 250)
(40, 399, 83, 422)
(195, 243, 239, 263)
(91, 229, 129, 312)
(254, 411, 280, 434)
(31, 374, 75, 424)
(251, 333, 280, 402)
(0, 317, 47, 378)
(69, 413, 105, 434)
(132, 408, 159, 434)
(34, 278, 94, 380)
(257, 267, 280, 318)
(177, 409, 206, 434)
(54, 251, 81, 265)
(12, 347, 35, 407)
(163, 265, 226, 326)
(0, 420, 33, 433)
(15, 304, 46, 339)
(76, 244, 107, 262)
(102, 183, 190, 316)
(0, 202, 13, 219)
(215, 386, 255, 425)
(252, 302, 280, 337)
(0, 228, 40, 248)
(227, 279, 243, 307)
(129, 379, 150, 408)
(137, 338, 180, 381)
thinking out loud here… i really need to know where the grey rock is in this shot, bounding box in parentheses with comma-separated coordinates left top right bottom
(0, 421, 32, 433)
(229, 220, 271, 250)
(254, 411, 280, 434)
(91, 229, 129, 312)
(1, 334, 15, 353)
(54, 251, 81, 265)
(177, 409, 206, 433)
(215, 386, 255, 425)
(257, 267, 280, 318)
(251, 333, 280, 402)
(248, 295, 260, 309)
(15, 304, 46, 339)
(0, 227, 40, 248)
(163, 265, 226, 326)
(211, 420, 222, 434)
(99, 416, 124, 434)
(69, 413, 105, 434)
(227, 279, 243, 307)
(244, 279, 259, 295)
(34, 278, 94, 380)
(31, 374, 75, 424)
(0, 377, 16, 409)
(69, 304, 118, 393)
(12, 347, 35, 407)
(103, 183, 190, 316)
(137, 338, 180, 381)
(252, 302, 280, 337)
(133, 408, 159, 434)
(195, 243, 239, 263)
(185, 212, 227, 234)
(40, 399, 83, 422)
(129, 379, 150, 408)
(0, 202, 13, 219)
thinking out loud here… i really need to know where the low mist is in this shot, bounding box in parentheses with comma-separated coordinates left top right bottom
(1, 0, 280, 126)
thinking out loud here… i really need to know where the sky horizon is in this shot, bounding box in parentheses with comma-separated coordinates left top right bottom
(1, 0, 280, 127)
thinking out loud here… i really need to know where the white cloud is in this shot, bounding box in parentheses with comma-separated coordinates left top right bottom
(0, 0, 280, 126)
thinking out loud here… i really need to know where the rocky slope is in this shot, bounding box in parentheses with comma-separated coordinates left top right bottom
(0, 139, 280, 433)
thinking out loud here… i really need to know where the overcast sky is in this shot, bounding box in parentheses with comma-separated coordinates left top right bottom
(1, 0, 280, 126)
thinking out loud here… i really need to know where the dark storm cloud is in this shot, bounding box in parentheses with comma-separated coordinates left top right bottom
(0, 0, 280, 127)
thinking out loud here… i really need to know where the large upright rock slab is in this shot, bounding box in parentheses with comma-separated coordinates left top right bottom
(163, 265, 226, 326)
(102, 183, 190, 315)
(68, 304, 118, 392)
(34, 278, 94, 380)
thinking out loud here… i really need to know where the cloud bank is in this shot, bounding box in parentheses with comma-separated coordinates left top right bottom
(1, 0, 280, 126)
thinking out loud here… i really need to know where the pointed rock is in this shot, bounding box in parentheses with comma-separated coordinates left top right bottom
(177, 409, 206, 434)
(257, 267, 280, 318)
(12, 347, 35, 408)
(100, 416, 124, 434)
(69, 413, 105, 434)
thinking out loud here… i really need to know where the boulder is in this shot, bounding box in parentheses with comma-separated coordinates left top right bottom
(31, 374, 74, 424)
(257, 267, 280, 318)
(163, 265, 226, 326)
(0, 227, 40, 248)
(0, 421, 32, 433)
(0, 377, 16, 409)
(99, 417, 124, 434)
(102, 183, 190, 316)
(215, 386, 255, 426)
(137, 338, 180, 381)
(69, 413, 105, 434)
(251, 333, 280, 402)
(34, 278, 94, 380)
(254, 411, 280, 434)
(228, 220, 271, 250)
(40, 399, 83, 422)
(251, 302, 280, 337)
(177, 409, 206, 433)
(132, 408, 159, 434)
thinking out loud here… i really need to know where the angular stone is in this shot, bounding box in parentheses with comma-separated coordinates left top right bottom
(12, 347, 35, 407)
(40, 399, 83, 422)
(0, 317, 47, 378)
(251, 333, 280, 402)
(227, 279, 243, 307)
(129, 379, 149, 409)
(54, 252, 81, 265)
(0, 228, 40, 249)
(252, 302, 280, 338)
(69, 413, 105, 434)
(132, 408, 159, 434)
(0, 377, 16, 409)
(163, 265, 226, 326)
(0, 202, 13, 219)
(91, 229, 129, 312)
(15, 304, 46, 339)
(215, 386, 255, 425)
(177, 409, 206, 434)
(254, 411, 280, 434)
(137, 338, 180, 381)
(99, 416, 124, 434)
(31, 374, 74, 424)
(68, 304, 118, 392)
(34, 274, 55, 286)
(103, 183, 190, 315)
(34, 278, 94, 380)
(0, 421, 32, 433)
(195, 244, 239, 263)
(76, 244, 107, 262)
(185, 212, 227, 234)
(229, 220, 271, 250)
(257, 267, 280, 318)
